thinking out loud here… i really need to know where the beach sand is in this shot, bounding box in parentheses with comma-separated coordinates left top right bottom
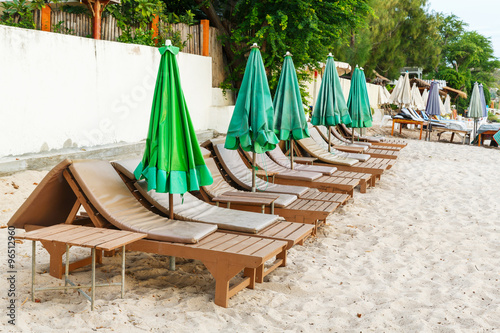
(1, 138, 499, 332)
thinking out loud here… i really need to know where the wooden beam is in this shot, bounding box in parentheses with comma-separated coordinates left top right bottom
(41, 5, 51, 32)
(201, 19, 209, 56)
(151, 15, 159, 45)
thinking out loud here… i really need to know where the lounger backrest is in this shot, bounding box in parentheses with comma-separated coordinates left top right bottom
(267, 147, 337, 176)
(69, 160, 217, 243)
(8, 159, 77, 229)
(244, 151, 323, 181)
(295, 138, 358, 166)
(213, 144, 310, 196)
(202, 158, 238, 197)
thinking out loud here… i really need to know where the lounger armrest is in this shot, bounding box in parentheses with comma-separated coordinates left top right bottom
(212, 195, 276, 206)
(221, 191, 281, 200)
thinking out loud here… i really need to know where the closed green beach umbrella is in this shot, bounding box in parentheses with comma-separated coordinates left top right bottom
(134, 40, 213, 218)
(311, 53, 351, 150)
(347, 66, 372, 142)
(224, 43, 279, 191)
(273, 52, 309, 169)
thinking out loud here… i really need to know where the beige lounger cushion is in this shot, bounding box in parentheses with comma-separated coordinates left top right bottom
(246, 151, 323, 181)
(135, 182, 279, 234)
(214, 144, 310, 197)
(8, 159, 77, 229)
(70, 160, 217, 243)
(267, 147, 337, 175)
(203, 158, 297, 208)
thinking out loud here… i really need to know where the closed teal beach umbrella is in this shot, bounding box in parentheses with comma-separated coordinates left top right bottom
(273, 52, 309, 169)
(311, 53, 351, 150)
(224, 43, 279, 191)
(347, 66, 372, 142)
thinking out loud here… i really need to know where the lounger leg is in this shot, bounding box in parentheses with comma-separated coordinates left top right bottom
(32, 241, 36, 302)
(121, 245, 125, 298)
(91, 248, 96, 311)
(205, 260, 248, 308)
(65, 244, 70, 292)
(169, 256, 176, 271)
(360, 180, 367, 193)
(40, 240, 67, 279)
(243, 268, 256, 289)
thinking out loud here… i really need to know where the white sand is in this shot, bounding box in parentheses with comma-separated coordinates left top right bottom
(1, 139, 499, 332)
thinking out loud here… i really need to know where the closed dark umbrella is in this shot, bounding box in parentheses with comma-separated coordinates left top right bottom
(224, 44, 279, 191)
(273, 52, 309, 169)
(479, 84, 488, 118)
(425, 81, 441, 141)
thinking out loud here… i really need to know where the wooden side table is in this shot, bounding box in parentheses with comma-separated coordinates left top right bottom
(16, 224, 146, 310)
(213, 191, 278, 214)
(391, 119, 424, 140)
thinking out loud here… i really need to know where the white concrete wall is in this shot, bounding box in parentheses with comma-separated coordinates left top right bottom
(0, 25, 225, 157)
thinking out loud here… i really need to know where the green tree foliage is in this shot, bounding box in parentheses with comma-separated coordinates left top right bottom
(0, 0, 45, 29)
(195, 0, 371, 97)
(334, 0, 442, 79)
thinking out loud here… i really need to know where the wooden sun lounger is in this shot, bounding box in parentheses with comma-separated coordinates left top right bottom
(8, 159, 289, 307)
(314, 126, 400, 159)
(329, 126, 402, 151)
(266, 146, 375, 188)
(310, 126, 399, 160)
(112, 159, 314, 245)
(294, 137, 393, 180)
(337, 123, 407, 148)
(240, 150, 362, 196)
(200, 141, 349, 225)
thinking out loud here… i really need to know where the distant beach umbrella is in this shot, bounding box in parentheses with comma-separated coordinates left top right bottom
(425, 81, 441, 141)
(411, 83, 426, 110)
(398, 72, 412, 108)
(422, 89, 429, 106)
(444, 95, 452, 115)
(388, 76, 402, 105)
(479, 84, 488, 117)
(311, 53, 351, 150)
(346, 66, 372, 142)
(469, 82, 483, 137)
(273, 52, 309, 169)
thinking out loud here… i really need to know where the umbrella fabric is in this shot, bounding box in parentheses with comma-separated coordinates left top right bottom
(388, 76, 402, 105)
(479, 84, 488, 117)
(444, 95, 452, 115)
(422, 89, 429, 106)
(225, 47, 279, 153)
(426, 82, 441, 116)
(346, 67, 372, 128)
(311, 55, 351, 126)
(398, 72, 412, 107)
(378, 85, 389, 106)
(468, 82, 483, 118)
(411, 83, 426, 110)
(273, 54, 309, 140)
(134, 44, 213, 194)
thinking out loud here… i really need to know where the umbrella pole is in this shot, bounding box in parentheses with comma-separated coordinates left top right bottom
(168, 193, 175, 271)
(290, 138, 294, 170)
(352, 128, 355, 143)
(252, 152, 256, 192)
(328, 127, 331, 152)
